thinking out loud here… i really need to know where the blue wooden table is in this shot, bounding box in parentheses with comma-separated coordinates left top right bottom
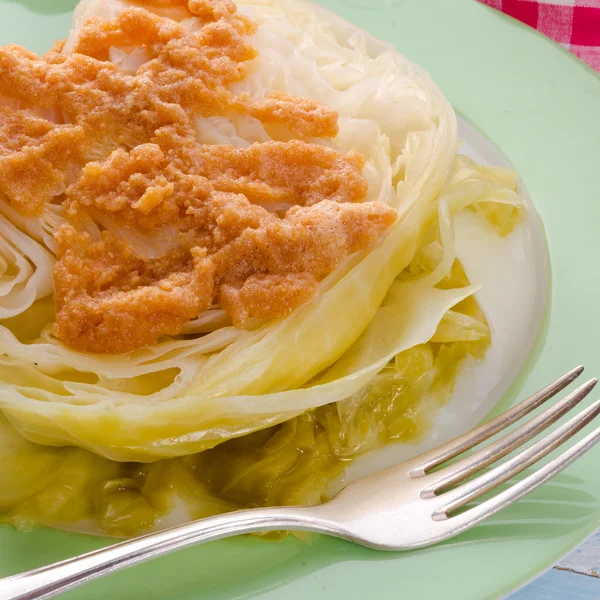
(509, 531, 600, 599)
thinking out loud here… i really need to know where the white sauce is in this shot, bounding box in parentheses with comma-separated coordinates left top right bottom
(334, 116, 550, 489)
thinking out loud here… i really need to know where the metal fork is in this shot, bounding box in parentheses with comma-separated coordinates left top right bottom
(2, 366, 599, 600)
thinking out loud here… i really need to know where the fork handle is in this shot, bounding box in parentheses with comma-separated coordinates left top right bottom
(0, 506, 338, 600)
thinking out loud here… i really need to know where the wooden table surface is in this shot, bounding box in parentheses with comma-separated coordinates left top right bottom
(509, 531, 600, 599)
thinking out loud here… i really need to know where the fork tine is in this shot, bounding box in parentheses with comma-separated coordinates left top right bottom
(433, 396, 600, 518)
(420, 379, 597, 498)
(409, 366, 585, 477)
(434, 423, 600, 529)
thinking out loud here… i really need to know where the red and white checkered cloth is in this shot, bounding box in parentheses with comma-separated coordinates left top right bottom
(477, 0, 600, 72)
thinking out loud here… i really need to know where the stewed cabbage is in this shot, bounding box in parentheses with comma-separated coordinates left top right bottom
(0, 0, 523, 535)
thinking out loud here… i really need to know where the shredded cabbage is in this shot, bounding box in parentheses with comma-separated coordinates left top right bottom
(0, 0, 525, 534)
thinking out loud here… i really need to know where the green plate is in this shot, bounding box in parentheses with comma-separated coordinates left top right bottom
(1, 0, 599, 598)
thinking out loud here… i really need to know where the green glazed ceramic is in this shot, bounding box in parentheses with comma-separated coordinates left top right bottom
(1, 0, 599, 599)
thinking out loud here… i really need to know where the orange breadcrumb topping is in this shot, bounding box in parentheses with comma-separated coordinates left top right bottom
(54, 227, 215, 354)
(0, 0, 396, 353)
(0, 107, 85, 215)
(65, 140, 368, 230)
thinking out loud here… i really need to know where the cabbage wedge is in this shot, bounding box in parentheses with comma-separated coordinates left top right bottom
(0, 0, 525, 534)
